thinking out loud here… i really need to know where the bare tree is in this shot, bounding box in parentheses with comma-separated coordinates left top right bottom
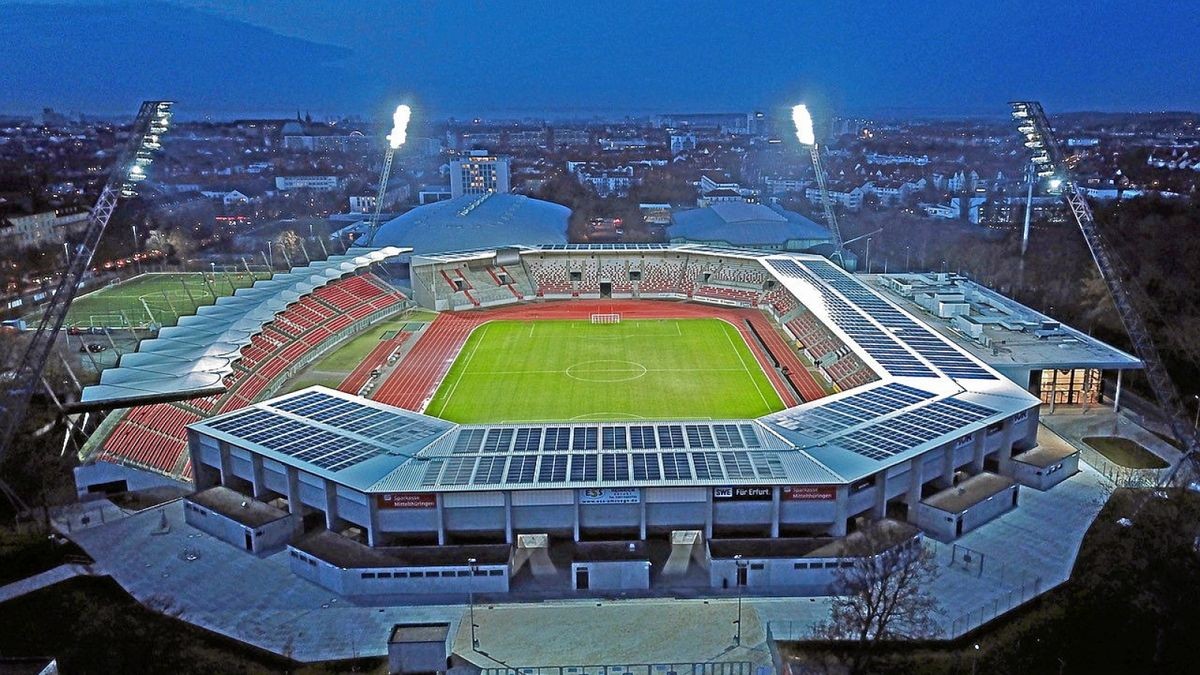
(814, 521, 940, 674)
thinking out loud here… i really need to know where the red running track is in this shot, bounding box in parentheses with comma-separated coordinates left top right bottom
(370, 300, 828, 412)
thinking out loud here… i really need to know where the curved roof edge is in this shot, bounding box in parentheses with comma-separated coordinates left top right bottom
(78, 246, 410, 409)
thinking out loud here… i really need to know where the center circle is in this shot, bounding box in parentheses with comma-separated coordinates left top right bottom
(565, 360, 648, 382)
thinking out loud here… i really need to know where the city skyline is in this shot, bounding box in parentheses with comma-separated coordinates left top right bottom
(2, 0, 1199, 118)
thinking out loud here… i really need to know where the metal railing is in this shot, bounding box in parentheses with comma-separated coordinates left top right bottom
(479, 663, 756, 675)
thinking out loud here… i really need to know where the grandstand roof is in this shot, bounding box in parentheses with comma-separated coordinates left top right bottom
(669, 202, 831, 250)
(77, 247, 409, 410)
(367, 193, 569, 254)
(191, 248, 1044, 489)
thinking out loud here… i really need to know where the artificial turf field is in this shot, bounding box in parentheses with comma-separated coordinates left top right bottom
(425, 318, 785, 423)
(45, 272, 270, 328)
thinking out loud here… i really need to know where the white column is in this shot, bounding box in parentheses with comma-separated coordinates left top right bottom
(436, 494, 446, 545)
(872, 472, 889, 520)
(971, 432, 986, 473)
(1113, 369, 1123, 412)
(367, 498, 380, 547)
(504, 492, 513, 544)
(285, 466, 301, 515)
(906, 458, 922, 513)
(250, 455, 266, 500)
(573, 490, 580, 542)
(770, 487, 781, 538)
(323, 480, 338, 531)
(704, 489, 714, 540)
(639, 490, 647, 540)
(831, 485, 849, 536)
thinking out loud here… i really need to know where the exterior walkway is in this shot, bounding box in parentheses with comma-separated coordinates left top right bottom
(52, 460, 1111, 662)
(0, 563, 93, 604)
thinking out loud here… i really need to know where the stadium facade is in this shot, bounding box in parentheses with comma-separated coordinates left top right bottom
(171, 244, 1123, 596)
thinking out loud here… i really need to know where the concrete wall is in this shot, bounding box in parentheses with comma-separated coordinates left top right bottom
(1012, 453, 1079, 491)
(571, 560, 650, 590)
(913, 484, 1019, 542)
(709, 557, 842, 591)
(288, 548, 510, 595)
(183, 500, 296, 554)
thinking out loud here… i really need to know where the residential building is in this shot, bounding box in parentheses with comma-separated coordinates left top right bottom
(0, 207, 89, 249)
(449, 151, 511, 198)
(275, 176, 341, 192)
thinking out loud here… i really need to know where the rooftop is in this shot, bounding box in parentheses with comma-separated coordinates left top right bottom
(922, 472, 1015, 514)
(368, 193, 568, 255)
(669, 202, 831, 247)
(871, 273, 1141, 371)
(187, 486, 290, 527)
(389, 623, 451, 645)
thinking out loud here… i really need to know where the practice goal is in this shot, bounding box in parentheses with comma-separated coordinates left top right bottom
(590, 313, 621, 325)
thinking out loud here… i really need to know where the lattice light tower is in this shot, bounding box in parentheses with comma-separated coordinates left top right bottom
(793, 104, 848, 268)
(0, 101, 173, 508)
(365, 104, 411, 246)
(1010, 101, 1200, 485)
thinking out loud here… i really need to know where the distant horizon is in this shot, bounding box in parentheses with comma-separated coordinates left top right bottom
(6, 104, 1199, 126)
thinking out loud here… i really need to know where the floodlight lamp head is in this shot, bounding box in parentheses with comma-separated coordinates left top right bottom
(1048, 177, 1063, 190)
(387, 104, 412, 149)
(791, 104, 815, 146)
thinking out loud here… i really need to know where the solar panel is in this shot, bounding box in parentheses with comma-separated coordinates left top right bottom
(569, 454, 598, 481)
(802, 260, 996, 380)
(513, 428, 542, 452)
(661, 452, 693, 480)
(657, 425, 685, 449)
(537, 454, 569, 482)
(473, 455, 507, 484)
(453, 428, 486, 454)
(630, 425, 655, 449)
(631, 453, 661, 480)
(832, 396, 999, 461)
(691, 452, 723, 479)
(685, 424, 715, 448)
(505, 454, 538, 483)
(602, 426, 628, 450)
(601, 454, 630, 481)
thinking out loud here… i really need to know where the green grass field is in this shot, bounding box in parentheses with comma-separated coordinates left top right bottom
(426, 318, 785, 423)
(45, 272, 270, 329)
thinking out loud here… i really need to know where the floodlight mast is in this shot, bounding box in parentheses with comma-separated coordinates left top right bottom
(0, 101, 173, 508)
(792, 105, 847, 267)
(1009, 101, 1200, 484)
(365, 104, 411, 246)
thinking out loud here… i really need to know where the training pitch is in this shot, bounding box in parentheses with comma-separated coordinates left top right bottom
(51, 272, 269, 328)
(425, 318, 785, 423)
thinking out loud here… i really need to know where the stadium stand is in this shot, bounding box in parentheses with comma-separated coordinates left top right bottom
(92, 272, 408, 479)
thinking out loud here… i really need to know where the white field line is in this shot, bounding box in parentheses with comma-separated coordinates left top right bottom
(720, 321, 773, 411)
(430, 322, 489, 417)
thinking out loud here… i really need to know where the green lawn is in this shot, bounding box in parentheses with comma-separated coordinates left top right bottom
(46, 272, 270, 329)
(425, 318, 785, 423)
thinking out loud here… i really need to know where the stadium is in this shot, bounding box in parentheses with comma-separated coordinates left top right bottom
(68, 240, 1139, 598)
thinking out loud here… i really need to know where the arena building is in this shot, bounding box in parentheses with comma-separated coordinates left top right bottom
(149, 243, 1130, 596)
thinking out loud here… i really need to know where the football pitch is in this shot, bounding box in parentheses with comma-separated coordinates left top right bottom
(45, 272, 270, 328)
(425, 318, 785, 423)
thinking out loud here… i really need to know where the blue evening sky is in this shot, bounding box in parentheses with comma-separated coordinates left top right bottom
(1, 0, 1197, 120)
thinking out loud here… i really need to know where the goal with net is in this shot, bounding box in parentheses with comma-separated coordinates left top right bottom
(590, 313, 621, 325)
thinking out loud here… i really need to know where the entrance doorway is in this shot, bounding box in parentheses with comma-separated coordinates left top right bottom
(600, 281, 612, 298)
(575, 567, 590, 590)
(244, 530, 253, 551)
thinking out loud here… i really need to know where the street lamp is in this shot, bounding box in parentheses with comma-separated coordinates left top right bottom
(467, 557, 480, 650)
(1192, 394, 1199, 430)
(971, 643, 981, 675)
(733, 554, 749, 646)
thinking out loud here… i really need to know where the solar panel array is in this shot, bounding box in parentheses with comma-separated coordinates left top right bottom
(800, 261, 996, 380)
(771, 383, 936, 436)
(418, 448, 787, 487)
(835, 397, 999, 460)
(447, 422, 763, 454)
(204, 391, 446, 473)
(768, 259, 935, 378)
